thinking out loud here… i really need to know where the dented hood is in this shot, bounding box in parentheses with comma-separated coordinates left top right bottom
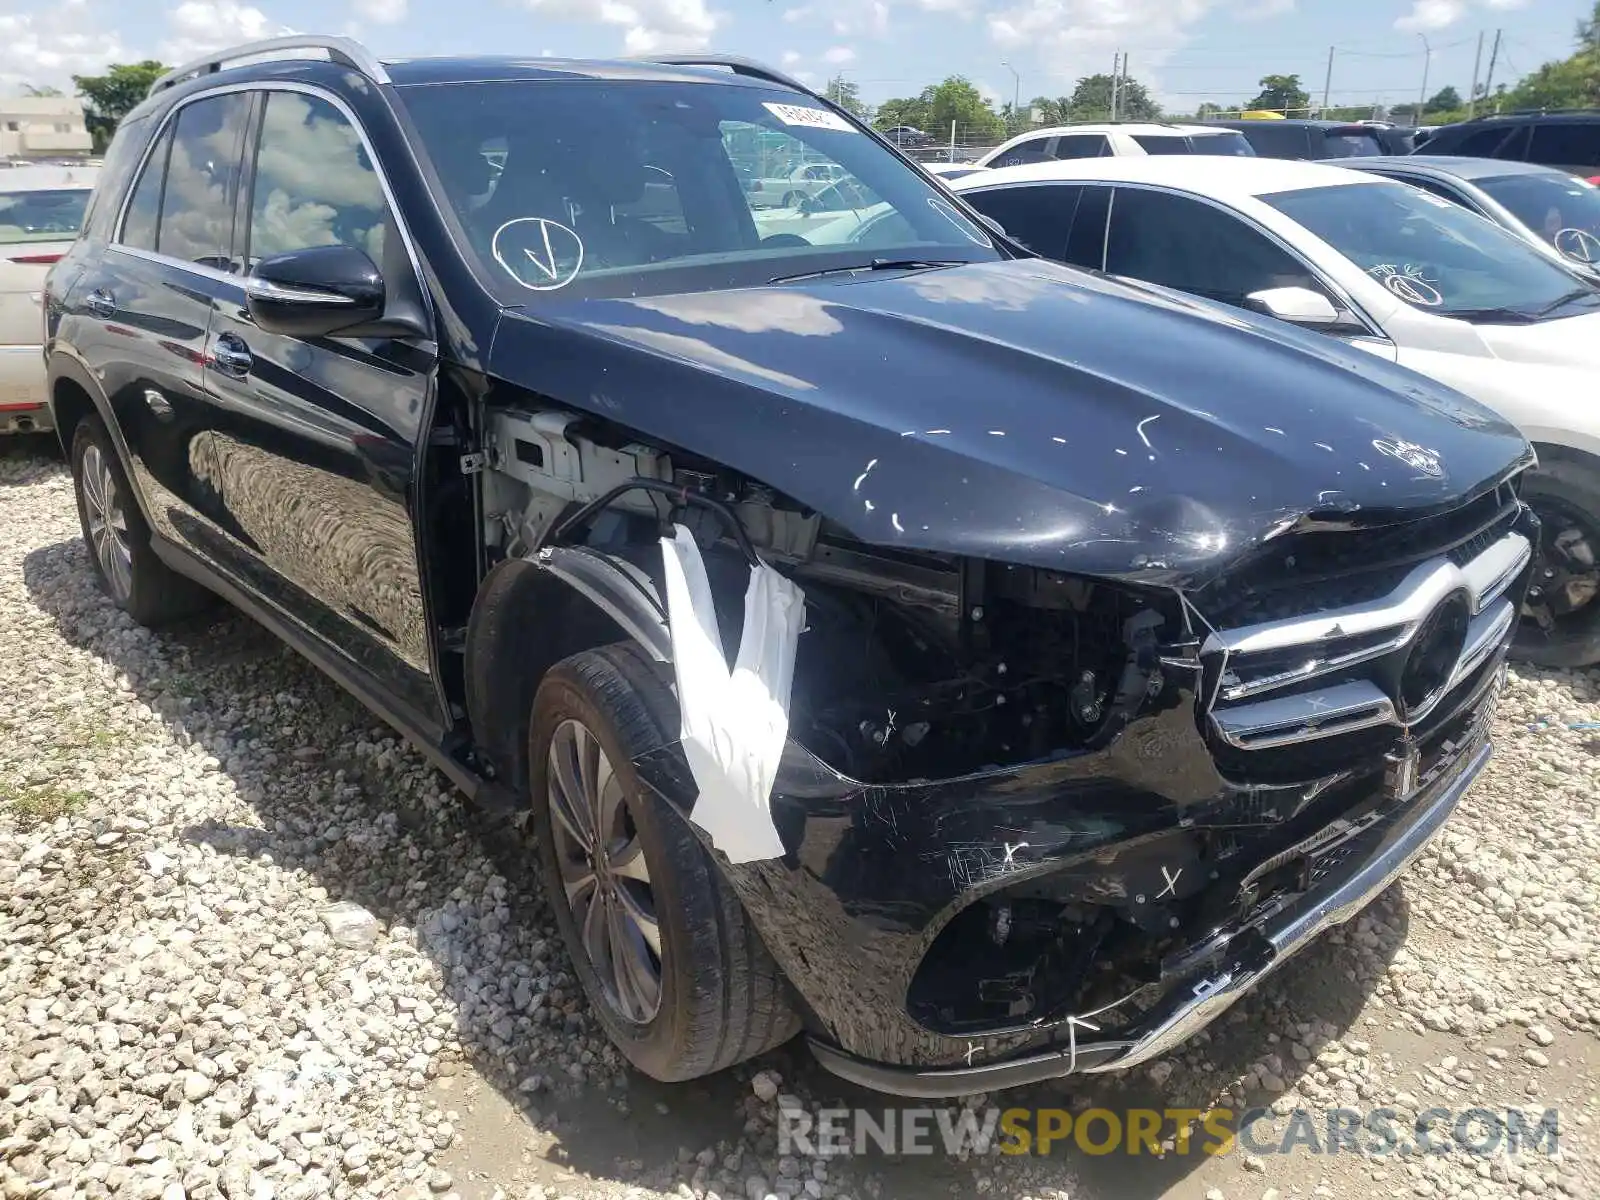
(491, 258, 1529, 587)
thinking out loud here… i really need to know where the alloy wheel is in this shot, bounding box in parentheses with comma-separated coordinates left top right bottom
(80, 444, 133, 603)
(547, 717, 663, 1023)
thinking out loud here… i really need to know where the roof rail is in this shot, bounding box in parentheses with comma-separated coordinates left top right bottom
(148, 35, 389, 97)
(636, 54, 815, 99)
(1468, 106, 1600, 121)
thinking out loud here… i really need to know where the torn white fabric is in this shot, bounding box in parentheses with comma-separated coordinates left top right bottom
(660, 524, 805, 864)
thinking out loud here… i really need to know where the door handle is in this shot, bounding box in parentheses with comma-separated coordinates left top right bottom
(212, 334, 253, 376)
(84, 289, 115, 318)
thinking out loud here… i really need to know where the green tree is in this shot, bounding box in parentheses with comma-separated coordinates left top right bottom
(1245, 73, 1311, 115)
(1580, 0, 1599, 53)
(1503, 54, 1600, 111)
(1063, 72, 1160, 121)
(72, 61, 166, 151)
(886, 76, 1004, 141)
(1195, 101, 1224, 120)
(873, 95, 930, 132)
(824, 75, 869, 120)
(1424, 85, 1461, 113)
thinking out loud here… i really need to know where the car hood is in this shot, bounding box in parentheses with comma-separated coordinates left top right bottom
(490, 259, 1529, 588)
(1471, 307, 1600, 368)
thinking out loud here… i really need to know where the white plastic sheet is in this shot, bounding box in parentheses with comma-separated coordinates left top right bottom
(660, 524, 806, 864)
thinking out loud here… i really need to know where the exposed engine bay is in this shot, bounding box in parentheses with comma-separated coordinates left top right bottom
(478, 404, 1165, 784)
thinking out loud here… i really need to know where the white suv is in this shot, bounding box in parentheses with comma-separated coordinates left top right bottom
(977, 123, 1255, 168)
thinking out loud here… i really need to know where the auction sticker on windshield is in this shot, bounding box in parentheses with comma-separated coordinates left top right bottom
(764, 102, 856, 132)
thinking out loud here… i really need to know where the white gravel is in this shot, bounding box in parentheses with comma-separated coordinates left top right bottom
(2, 442, 1598, 1200)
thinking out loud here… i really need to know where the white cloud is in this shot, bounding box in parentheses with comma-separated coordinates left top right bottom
(519, 0, 717, 53)
(988, 0, 1214, 87)
(1393, 0, 1465, 31)
(353, 0, 409, 24)
(1236, 0, 1294, 18)
(162, 1, 293, 62)
(0, 1, 127, 90)
(822, 45, 856, 65)
(781, 49, 802, 66)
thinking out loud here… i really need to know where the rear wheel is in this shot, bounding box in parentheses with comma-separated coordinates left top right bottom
(527, 643, 799, 1081)
(1514, 457, 1600, 668)
(70, 416, 212, 626)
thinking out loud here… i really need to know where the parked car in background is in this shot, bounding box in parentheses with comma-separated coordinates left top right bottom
(47, 36, 1535, 1098)
(1356, 121, 1420, 155)
(749, 161, 848, 209)
(1, 163, 99, 435)
(977, 122, 1255, 167)
(879, 124, 931, 147)
(922, 162, 989, 180)
(953, 155, 1600, 666)
(1343, 156, 1600, 281)
(1419, 111, 1600, 182)
(1206, 118, 1386, 160)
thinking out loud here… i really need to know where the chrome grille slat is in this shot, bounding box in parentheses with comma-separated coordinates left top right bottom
(1205, 530, 1529, 751)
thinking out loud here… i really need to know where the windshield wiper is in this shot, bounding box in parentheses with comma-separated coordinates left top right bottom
(1440, 306, 1539, 325)
(1532, 286, 1600, 319)
(768, 258, 967, 284)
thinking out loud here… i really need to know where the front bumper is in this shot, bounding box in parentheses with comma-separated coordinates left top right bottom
(807, 731, 1490, 1097)
(0, 345, 52, 434)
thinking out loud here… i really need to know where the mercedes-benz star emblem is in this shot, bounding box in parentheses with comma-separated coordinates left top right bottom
(1397, 592, 1471, 722)
(1372, 436, 1444, 478)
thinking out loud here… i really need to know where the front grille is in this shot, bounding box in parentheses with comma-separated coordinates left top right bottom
(1196, 490, 1533, 782)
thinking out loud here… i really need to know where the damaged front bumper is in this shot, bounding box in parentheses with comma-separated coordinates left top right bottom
(808, 729, 1490, 1097)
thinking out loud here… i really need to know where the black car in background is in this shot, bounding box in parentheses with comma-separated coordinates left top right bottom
(44, 36, 1535, 1097)
(1420, 110, 1600, 181)
(1206, 118, 1386, 160)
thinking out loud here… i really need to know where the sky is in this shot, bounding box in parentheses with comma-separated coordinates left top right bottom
(0, 0, 1591, 117)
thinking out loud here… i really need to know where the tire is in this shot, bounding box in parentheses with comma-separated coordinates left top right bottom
(70, 416, 212, 626)
(527, 642, 800, 1082)
(1513, 456, 1600, 669)
(781, 190, 805, 209)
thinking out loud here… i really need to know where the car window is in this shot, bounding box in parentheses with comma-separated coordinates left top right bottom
(1392, 174, 1475, 209)
(1063, 185, 1111, 269)
(1319, 128, 1384, 159)
(1528, 123, 1600, 171)
(1193, 131, 1256, 157)
(1104, 186, 1319, 306)
(398, 80, 1001, 302)
(245, 91, 390, 268)
(1131, 134, 1191, 155)
(0, 188, 91, 244)
(155, 93, 252, 268)
(1437, 125, 1520, 158)
(119, 127, 170, 252)
(961, 184, 1082, 260)
(1477, 172, 1600, 265)
(1053, 135, 1109, 160)
(1232, 124, 1310, 159)
(993, 136, 1055, 167)
(1262, 179, 1600, 321)
(81, 115, 148, 241)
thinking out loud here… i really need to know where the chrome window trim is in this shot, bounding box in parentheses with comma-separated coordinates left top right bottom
(109, 79, 431, 330)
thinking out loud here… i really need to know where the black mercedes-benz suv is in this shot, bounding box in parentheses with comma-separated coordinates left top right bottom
(44, 36, 1537, 1096)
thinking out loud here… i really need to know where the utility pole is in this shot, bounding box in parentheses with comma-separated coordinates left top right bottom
(1483, 29, 1502, 109)
(1120, 53, 1130, 117)
(1321, 46, 1334, 116)
(1416, 33, 1431, 127)
(1467, 30, 1485, 118)
(1110, 51, 1121, 120)
(1001, 60, 1020, 130)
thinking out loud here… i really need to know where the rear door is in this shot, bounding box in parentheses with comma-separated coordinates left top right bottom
(200, 86, 441, 720)
(65, 90, 252, 560)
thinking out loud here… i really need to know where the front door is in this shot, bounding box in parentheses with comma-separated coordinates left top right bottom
(200, 87, 441, 720)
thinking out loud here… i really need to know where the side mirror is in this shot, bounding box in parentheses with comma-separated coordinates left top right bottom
(1246, 286, 1344, 329)
(797, 195, 818, 216)
(246, 244, 385, 339)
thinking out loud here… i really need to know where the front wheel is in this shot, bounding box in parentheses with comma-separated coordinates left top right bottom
(1514, 457, 1600, 668)
(527, 643, 799, 1082)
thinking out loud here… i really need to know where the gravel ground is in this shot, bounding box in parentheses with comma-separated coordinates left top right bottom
(2, 436, 1598, 1200)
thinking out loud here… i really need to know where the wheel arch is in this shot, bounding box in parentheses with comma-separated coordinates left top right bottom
(49, 356, 157, 528)
(465, 546, 672, 797)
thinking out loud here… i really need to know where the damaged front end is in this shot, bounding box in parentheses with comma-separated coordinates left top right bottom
(488, 430, 1534, 1095)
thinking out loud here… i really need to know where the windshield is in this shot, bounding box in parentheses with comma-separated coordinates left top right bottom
(397, 80, 1001, 301)
(1262, 180, 1600, 320)
(0, 188, 90, 244)
(1477, 172, 1600, 267)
